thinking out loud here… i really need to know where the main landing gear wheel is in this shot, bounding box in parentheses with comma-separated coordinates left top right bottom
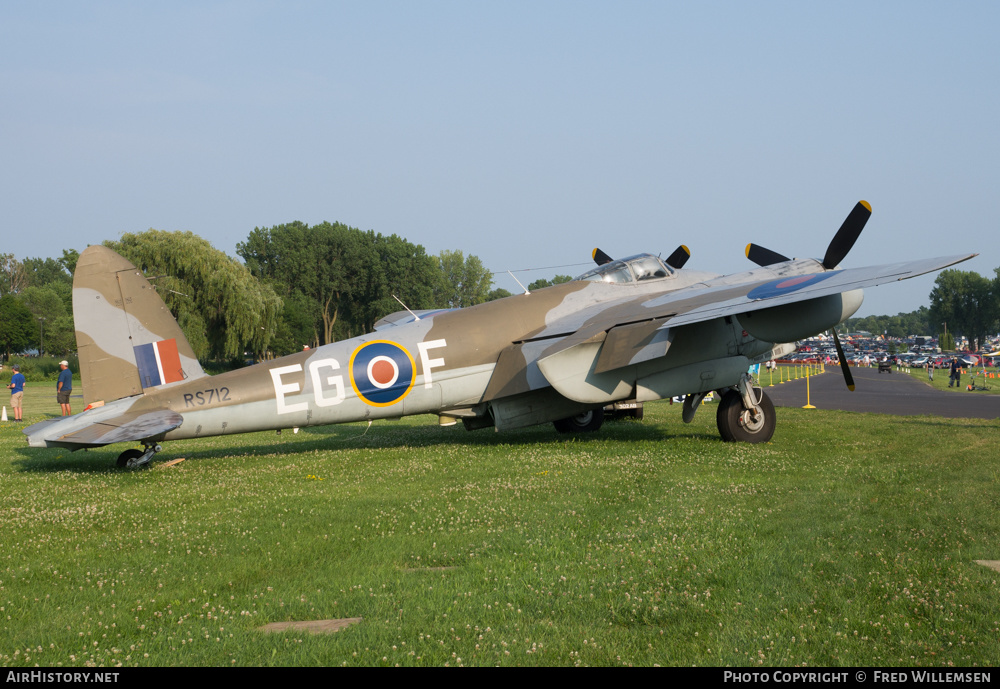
(716, 388, 775, 443)
(553, 407, 605, 434)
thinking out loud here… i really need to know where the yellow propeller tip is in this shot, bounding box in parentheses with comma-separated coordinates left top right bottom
(745, 243, 752, 258)
(859, 200, 871, 212)
(847, 385, 856, 392)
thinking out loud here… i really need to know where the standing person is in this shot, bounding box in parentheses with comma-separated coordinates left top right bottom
(949, 357, 961, 388)
(926, 358, 934, 382)
(57, 360, 73, 416)
(7, 364, 26, 422)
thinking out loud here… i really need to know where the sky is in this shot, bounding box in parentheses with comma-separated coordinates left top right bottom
(2, 1, 998, 318)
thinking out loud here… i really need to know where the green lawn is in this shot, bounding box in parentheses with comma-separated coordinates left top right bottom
(902, 365, 1000, 395)
(1, 383, 997, 667)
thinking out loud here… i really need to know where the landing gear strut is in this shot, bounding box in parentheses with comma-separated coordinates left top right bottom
(716, 373, 775, 443)
(116, 443, 163, 468)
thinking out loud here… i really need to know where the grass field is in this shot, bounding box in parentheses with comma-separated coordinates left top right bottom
(903, 366, 1000, 396)
(1, 383, 998, 667)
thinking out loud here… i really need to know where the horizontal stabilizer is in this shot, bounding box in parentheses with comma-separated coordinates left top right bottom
(54, 410, 183, 447)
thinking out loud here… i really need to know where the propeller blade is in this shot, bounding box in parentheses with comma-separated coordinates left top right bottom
(745, 243, 791, 267)
(822, 200, 871, 269)
(665, 245, 690, 269)
(831, 329, 855, 391)
(592, 248, 614, 266)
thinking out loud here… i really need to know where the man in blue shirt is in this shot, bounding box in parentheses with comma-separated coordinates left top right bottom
(7, 364, 26, 422)
(57, 360, 73, 416)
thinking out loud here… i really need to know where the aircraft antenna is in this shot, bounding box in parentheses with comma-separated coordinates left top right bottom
(507, 270, 531, 295)
(392, 294, 421, 321)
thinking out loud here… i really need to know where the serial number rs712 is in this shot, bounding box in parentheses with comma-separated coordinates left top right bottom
(183, 388, 232, 407)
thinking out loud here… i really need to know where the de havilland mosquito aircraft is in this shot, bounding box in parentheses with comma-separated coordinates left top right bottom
(24, 201, 975, 467)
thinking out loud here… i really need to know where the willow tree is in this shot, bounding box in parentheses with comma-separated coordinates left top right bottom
(105, 230, 282, 360)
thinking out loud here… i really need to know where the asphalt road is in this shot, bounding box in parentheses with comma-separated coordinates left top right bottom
(763, 365, 1000, 420)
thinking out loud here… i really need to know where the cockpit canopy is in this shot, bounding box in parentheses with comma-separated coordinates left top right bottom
(575, 253, 674, 284)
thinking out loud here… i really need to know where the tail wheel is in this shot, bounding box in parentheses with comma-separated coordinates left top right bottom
(116, 449, 144, 468)
(553, 407, 605, 434)
(716, 388, 775, 443)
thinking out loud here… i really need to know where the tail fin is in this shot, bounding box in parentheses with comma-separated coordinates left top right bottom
(73, 245, 206, 406)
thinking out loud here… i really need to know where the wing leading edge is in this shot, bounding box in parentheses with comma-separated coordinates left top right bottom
(537, 253, 975, 368)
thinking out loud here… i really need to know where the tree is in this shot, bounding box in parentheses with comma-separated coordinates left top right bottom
(17, 286, 74, 357)
(0, 254, 28, 296)
(106, 230, 283, 360)
(929, 269, 998, 351)
(59, 248, 80, 278)
(433, 250, 494, 308)
(843, 306, 932, 339)
(239, 221, 365, 347)
(343, 232, 443, 335)
(238, 222, 442, 348)
(0, 294, 35, 358)
(527, 274, 573, 291)
(22, 257, 72, 289)
(487, 287, 513, 301)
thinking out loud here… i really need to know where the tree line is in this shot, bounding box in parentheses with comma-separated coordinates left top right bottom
(4, 227, 998, 362)
(0, 222, 515, 361)
(836, 268, 1000, 351)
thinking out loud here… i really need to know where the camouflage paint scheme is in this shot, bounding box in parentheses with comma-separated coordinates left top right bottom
(23, 202, 975, 462)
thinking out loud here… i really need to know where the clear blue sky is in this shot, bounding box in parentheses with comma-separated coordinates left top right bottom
(3, 1, 998, 317)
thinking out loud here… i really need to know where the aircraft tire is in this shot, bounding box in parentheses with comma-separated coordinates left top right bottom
(116, 449, 144, 468)
(553, 407, 605, 433)
(716, 389, 775, 444)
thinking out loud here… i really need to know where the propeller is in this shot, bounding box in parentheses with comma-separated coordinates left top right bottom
(822, 200, 871, 269)
(592, 248, 614, 266)
(745, 200, 872, 270)
(592, 246, 691, 269)
(830, 328, 855, 392)
(745, 243, 790, 267)
(665, 245, 691, 269)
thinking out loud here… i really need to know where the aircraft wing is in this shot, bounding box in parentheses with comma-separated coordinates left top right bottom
(23, 409, 184, 449)
(653, 254, 975, 327)
(537, 254, 975, 368)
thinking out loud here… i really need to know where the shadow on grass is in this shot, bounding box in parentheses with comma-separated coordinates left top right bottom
(10, 416, 720, 474)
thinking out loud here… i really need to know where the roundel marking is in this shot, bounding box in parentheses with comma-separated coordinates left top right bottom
(367, 356, 399, 389)
(747, 271, 840, 301)
(349, 340, 416, 406)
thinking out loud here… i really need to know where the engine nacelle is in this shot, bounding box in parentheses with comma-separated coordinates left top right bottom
(738, 289, 864, 344)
